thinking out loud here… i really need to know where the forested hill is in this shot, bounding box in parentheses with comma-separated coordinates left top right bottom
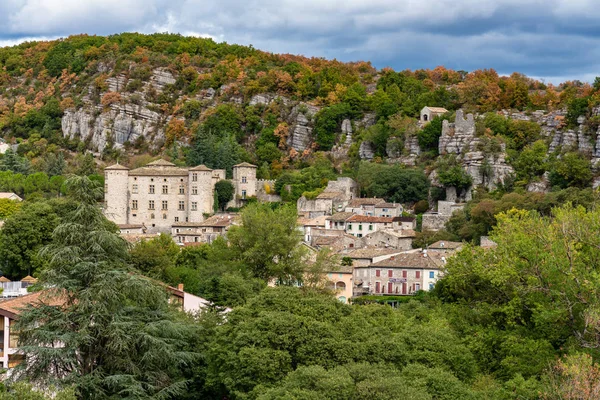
(1, 33, 600, 241)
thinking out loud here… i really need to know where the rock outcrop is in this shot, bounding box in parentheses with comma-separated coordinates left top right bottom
(287, 103, 320, 151)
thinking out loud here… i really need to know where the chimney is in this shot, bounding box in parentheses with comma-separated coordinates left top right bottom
(177, 283, 184, 291)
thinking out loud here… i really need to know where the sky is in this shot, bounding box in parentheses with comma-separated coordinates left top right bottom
(1, 0, 599, 84)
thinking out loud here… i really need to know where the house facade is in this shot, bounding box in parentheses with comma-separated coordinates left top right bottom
(353, 250, 445, 296)
(344, 215, 400, 237)
(420, 106, 448, 123)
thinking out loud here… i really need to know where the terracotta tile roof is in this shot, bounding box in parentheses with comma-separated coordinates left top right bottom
(347, 198, 386, 208)
(0, 277, 10, 283)
(147, 159, 176, 167)
(129, 166, 189, 176)
(189, 164, 212, 171)
(428, 241, 463, 250)
(234, 162, 257, 168)
(298, 216, 328, 227)
(199, 214, 239, 227)
(0, 290, 66, 319)
(346, 248, 403, 259)
(365, 229, 416, 238)
(316, 191, 344, 200)
(347, 215, 395, 223)
(424, 106, 448, 113)
(105, 163, 129, 171)
(326, 212, 355, 222)
(371, 251, 445, 269)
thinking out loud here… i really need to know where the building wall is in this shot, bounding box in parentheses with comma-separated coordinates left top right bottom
(374, 206, 403, 218)
(363, 231, 413, 250)
(233, 166, 257, 204)
(345, 221, 393, 237)
(104, 169, 129, 225)
(326, 272, 353, 303)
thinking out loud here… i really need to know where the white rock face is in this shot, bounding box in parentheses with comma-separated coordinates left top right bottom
(359, 141, 374, 160)
(287, 103, 320, 151)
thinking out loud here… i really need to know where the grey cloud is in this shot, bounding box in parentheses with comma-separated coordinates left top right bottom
(1, 0, 599, 82)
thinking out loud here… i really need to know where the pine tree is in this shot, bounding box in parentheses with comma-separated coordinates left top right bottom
(15, 176, 197, 398)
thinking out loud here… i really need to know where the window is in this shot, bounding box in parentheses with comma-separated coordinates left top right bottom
(149, 185, 155, 194)
(192, 186, 198, 195)
(415, 283, 421, 291)
(357, 234, 362, 238)
(162, 185, 168, 194)
(415, 271, 421, 279)
(388, 270, 393, 277)
(429, 271, 435, 279)
(241, 190, 247, 199)
(429, 283, 434, 290)
(375, 270, 380, 277)
(132, 200, 138, 210)
(369, 224, 373, 231)
(347, 224, 352, 230)
(150, 213, 155, 219)
(163, 214, 167, 219)
(242, 176, 247, 183)
(359, 224, 362, 231)
(174, 217, 179, 222)
(178, 201, 185, 211)
(148, 200, 155, 210)
(402, 270, 407, 278)
(192, 173, 197, 182)
(162, 200, 168, 210)
(191, 201, 197, 211)
(132, 184, 138, 194)
(375, 282, 380, 293)
(179, 185, 185, 194)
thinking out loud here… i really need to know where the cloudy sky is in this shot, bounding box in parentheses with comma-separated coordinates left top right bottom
(1, 0, 599, 83)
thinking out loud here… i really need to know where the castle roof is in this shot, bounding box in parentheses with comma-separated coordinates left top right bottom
(234, 162, 257, 168)
(189, 164, 212, 171)
(147, 159, 176, 167)
(105, 163, 129, 171)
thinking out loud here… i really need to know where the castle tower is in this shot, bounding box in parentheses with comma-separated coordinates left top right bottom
(233, 162, 257, 206)
(104, 164, 130, 225)
(188, 165, 214, 222)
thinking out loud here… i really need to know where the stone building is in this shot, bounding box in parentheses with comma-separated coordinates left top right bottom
(297, 177, 358, 217)
(420, 106, 448, 123)
(104, 159, 257, 233)
(354, 250, 445, 296)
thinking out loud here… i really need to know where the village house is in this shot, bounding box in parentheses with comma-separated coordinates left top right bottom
(325, 212, 355, 231)
(373, 202, 403, 218)
(0, 284, 213, 370)
(325, 265, 353, 304)
(311, 230, 364, 252)
(362, 229, 416, 251)
(420, 106, 448, 123)
(172, 214, 239, 245)
(0, 193, 22, 202)
(344, 215, 400, 237)
(104, 159, 257, 233)
(297, 215, 328, 242)
(0, 276, 37, 298)
(397, 216, 417, 230)
(354, 250, 445, 297)
(427, 240, 463, 254)
(344, 198, 386, 215)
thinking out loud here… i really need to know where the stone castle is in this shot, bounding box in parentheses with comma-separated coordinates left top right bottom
(104, 159, 258, 232)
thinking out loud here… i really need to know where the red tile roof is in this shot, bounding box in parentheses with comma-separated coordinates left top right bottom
(347, 215, 395, 223)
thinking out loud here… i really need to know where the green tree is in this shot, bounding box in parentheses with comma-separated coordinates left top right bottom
(227, 203, 306, 283)
(417, 115, 444, 154)
(356, 162, 430, 203)
(15, 176, 196, 398)
(130, 233, 180, 280)
(511, 140, 548, 183)
(214, 180, 235, 211)
(548, 152, 593, 189)
(0, 201, 60, 278)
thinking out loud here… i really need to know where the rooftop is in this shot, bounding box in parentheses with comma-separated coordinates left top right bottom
(146, 158, 176, 167)
(371, 251, 445, 269)
(346, 198, 386, 208)
(424, 106, 449, 113)
(200, 214, 239, 227)
(316, 191, 345, 200)
(347, 215, 395, 223)
(234, 162, 257, 168)
(345, 248, 403, 259)
(326, 212, 355, 222)
(105, 163, 130, 171)
(398, 216, 416, 222)
(298, 215, 328, 227)
(189, 164, 212, 171)
(0, 192, 22, 201)
(0, 290, 65, 319)
(428, 240, 463, 250)
(365, 229, 416, 238)
(374, 202, 401, 208)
